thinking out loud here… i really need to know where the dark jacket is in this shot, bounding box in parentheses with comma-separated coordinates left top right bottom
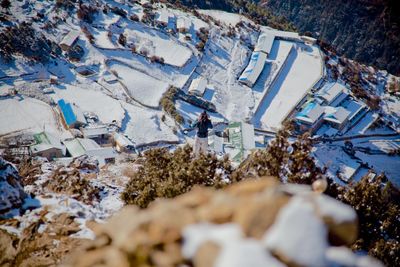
(192, 119, 213, 138)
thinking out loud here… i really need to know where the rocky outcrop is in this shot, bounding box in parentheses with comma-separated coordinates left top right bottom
(0, 211, 87, 267)
(0, 158, 28, 218)
(62, 178, 383, 267)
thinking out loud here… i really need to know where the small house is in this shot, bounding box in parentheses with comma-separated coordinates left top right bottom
(254, 33, 275, 55)
(86, 147, 117, 165)
(323, 107, 351, 130)
(317, 83, 349, 106)
(30, 131, 64, 160)
(58, 99, 86, 129)
(81, 126, 111, 145)
(113, 132, 135, 153)
(64, 138, 116, 166)
(227, 122, 255, 163)
(239, 51, 268, 88)
(59, 30, 80, 51)
(155, 10, 170, 28)
(188, 77, 207, 97)
(177, 17, 191, 33)
(295, 101, 325, 133)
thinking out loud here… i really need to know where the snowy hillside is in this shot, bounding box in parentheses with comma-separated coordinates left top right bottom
(0, 0, 399, 266)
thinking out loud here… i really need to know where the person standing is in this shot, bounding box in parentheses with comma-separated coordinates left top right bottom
(191, 111, 213, 156)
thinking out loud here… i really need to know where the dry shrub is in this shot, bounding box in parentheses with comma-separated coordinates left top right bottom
(121, 145, 234, 208)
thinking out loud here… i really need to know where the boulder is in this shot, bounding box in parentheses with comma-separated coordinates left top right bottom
(62, 179, 378, 267)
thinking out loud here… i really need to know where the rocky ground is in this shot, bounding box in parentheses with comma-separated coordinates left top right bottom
(61, 178, 383, 267)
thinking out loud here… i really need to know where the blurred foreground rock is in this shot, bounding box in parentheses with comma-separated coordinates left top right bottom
(0, 158, 27, 219)
(62, 178, 383, 267)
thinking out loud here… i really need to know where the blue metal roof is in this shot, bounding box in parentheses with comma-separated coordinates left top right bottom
(58, 99, 77, 126)
(297, 101, 317, 117)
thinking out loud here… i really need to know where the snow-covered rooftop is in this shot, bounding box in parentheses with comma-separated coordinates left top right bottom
(59, 30, 80, 49)
(296, 101, 325, 124)
(318, 82, 349, 105)
(188, 77, 207, 97)
(324, 106, 351, 125)
(239, 51, 268, 87)
(254, 33, 275, 55)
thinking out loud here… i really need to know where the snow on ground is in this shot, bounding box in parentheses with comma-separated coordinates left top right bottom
(197, 10, 254, 27)
(355, 152, 400, 186)
(253, 42, 323, 131)
(122, 21, 193, 67)
(52, 84, 125, 125)
(263, 196, 329, 267)
(182, 223, 285, 267)
(198, 30, 255, 121)
(0, 159, 130, 238)
(108, 61, 169, 108)
(313, 144, 361, 184)
(176, 99, 225, 125)
(121, 102, 178, 146)
(0, 96, 61, 136)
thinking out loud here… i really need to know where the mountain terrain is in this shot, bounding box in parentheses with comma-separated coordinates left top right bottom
(0, 0, 399, 266)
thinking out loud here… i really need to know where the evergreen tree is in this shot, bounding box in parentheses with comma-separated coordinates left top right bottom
(340, 174, 400, 266)
(1, 0, 11, 10)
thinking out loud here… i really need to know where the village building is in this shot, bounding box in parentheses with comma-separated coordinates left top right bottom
(317, 82, 349, 106)
(155, 10, 172, 28)
(113, 132, 135, 153)
(64, 138, 116, 166)
(238, 51, 268, 88)
(295, 101, 326, 133)
(300, 35, 317, 45)
(340, 98, 368, 125)
(323, 106, 351, 130)
(254, 33, 275, 55)
(188, 77, 207, 97)
(59, 30, 80, 51)
(177, 17, 191, 33)
(58, 99, 86, 129)
(30, 131, 64, 160)
(225, 122, 255, 163)
(81, 126, 111, 145)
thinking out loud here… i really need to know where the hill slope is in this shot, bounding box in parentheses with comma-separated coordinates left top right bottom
(261, 0, 400, 75)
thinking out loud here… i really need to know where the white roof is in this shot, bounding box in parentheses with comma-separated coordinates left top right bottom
(31, 143, 61, 153)
(324, 107, 351, 124)
(239, 51, 268, 87)
(64, 139, 86, 158)
(86, 147, 116, 159)
(71, 104, 86, 124)
(318, 83, 348, 104)
(82, 126, 109, 138)
(296, 103, 325, 124)
(156, 10, 170, 24)
(254, 33, 275, 55)
(113, 132, 134, 147)
(60, 30, 80, 47)
(177, 17, 191, 29)
(78, 138, 100, 151)
(188, 77, 207, 96)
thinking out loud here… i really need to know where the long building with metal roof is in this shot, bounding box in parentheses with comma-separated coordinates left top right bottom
(238, 51, 268, 88)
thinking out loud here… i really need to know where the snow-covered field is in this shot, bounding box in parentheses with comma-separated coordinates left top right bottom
(52, 84, 125, 125)
(0, 97, 61, 136)
(108, 61, 170, 107)
(121, 102, 179, 146)
(198, 9, 254, 26)
(123, 21, 193, 67)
